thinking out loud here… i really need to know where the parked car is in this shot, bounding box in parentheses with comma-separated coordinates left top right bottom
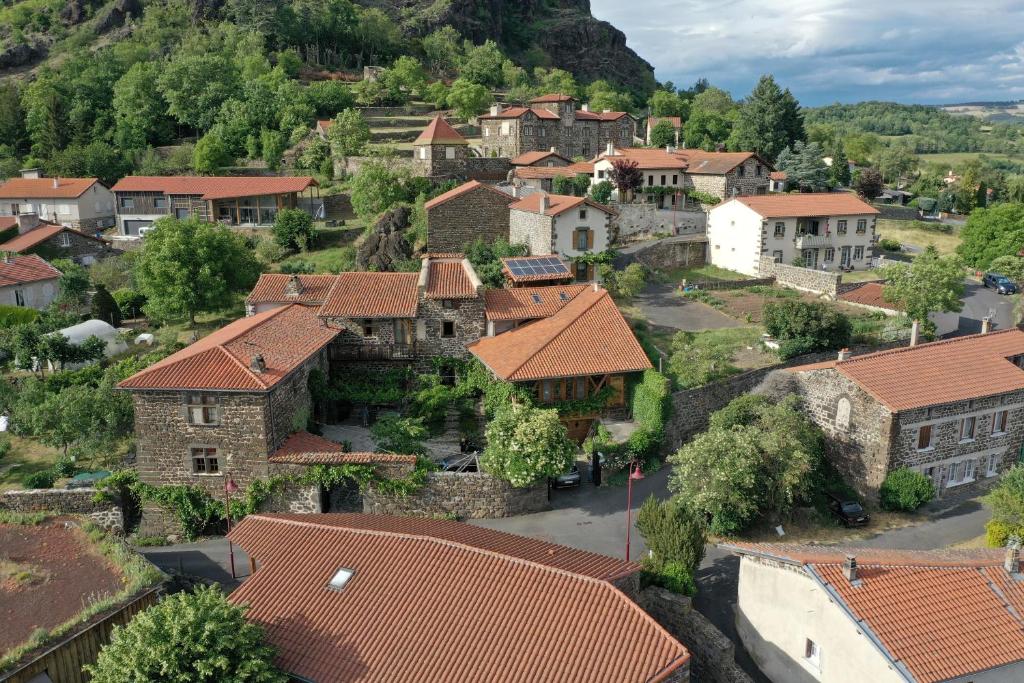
(827, 493, 870, 527)
(550, 464, 581, 489)
(441, 454, 478, 473)
(983, 272, 1018, 295)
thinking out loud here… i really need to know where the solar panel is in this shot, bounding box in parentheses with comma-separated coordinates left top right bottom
(504, 257, 570, 278)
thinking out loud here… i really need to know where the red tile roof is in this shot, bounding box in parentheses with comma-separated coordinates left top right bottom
(479, 106, 560, 120)
(228, 514, 687, 683)
(0, 224, 105, 253)
(0, 217, 15, 231)
(510, 150, 571, 166)
(318, 272, 419, 319)
(837, 281, 900, 311)
(110, 176, 317, 200)
(268, 431, 417, 465)
(422, 180, 513, 211)
(769, 171, 787, 181)
(514, 163, 595, 180)
(469, 287, 652, 381)
(673, 150, 760, 175)
(575, 109, 630, 121)
(118, 305, 338, 391)
(0, 254, 62, 286)
(724, 543, 1024, 683)
(726, 192, 879, 218)
(508, 193, 615, 217)
(598, 147, 687, 170)
(316, 119, 333, 132)
(413, 116, 468, 145)
(648, 116, 682, 128)
(529, 94, 575, 103)
(788, 329, 1024, 411)
(424, 260, 478, 299)
(500, 255, 574, 283)
(245, 274, 337, 306)
(0, 177, 100, 199)
(485, 284, 589, 320)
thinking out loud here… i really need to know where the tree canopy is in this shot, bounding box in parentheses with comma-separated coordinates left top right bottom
(957, 203, 1024, 268)
(481, 402, 576, 487)
(882, 245, 964, 331)
(729, 75, 804, 162)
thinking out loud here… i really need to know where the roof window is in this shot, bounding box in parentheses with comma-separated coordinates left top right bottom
(559, 292, 569, 302)
(531, 294, 542, 304)
(328, 567, 355, 591)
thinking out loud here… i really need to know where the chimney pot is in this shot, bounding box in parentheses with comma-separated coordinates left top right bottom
(605, 142, 614, 157)
(837, 348, 851, 361)
(550, 146, 557, 153)
(52, 178, 58, 189)
(843, 554, 858, 583)
(1006, 541, 1021, 574)
(16, 212, 40, 234)
(250, 354, 266, 374)
(910, 320, 920, 347)
(489, 105, 499, 116)
(284, 274, 303, 298)
(539, 194, 549, 213)
(2, 252, 12, 264)
(582, 103, 590, 112)
(592, 282, 598, 292)
(982, 316, 992, 334)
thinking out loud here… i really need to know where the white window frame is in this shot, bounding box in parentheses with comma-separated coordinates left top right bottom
(987, 453, 1001, 477)
(445, 146, 456, 160)
(836, 219, 847, 235)
(853, 246, 864, 260)
(186, 394, 220, 426)
(418, 147, 428, 160)
(190, 446, 220, 476)
(804, 638, 821, 671)
(992, 410, 1009, 436)
(960, 416, 976, 443)
(774, 221, 785, 238)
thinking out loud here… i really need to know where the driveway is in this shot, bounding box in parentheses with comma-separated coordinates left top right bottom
(632, 282, 740, 332)
(958, 278, 1016, 334)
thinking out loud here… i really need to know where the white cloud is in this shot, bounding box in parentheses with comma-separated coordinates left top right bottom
(590, 0, 1024, 104)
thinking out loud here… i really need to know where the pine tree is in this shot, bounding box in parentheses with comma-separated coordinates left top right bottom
(731, 75, 805, 162)
(91, 284, 122, 327)
(830, 144, 852, 186)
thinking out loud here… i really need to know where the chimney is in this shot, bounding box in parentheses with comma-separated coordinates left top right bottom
(52, 178, 59, 189)
(605, 142, 615, 156)
(16, 212, 40, 234)
(19, 168, 41, 179)
(250, 354, 266, 374)
(842, 554, 858, 583)
(539, 194, 549, 213)
(1, 252, 12, 264)
(602, 109, 611, 113)
(910, 320, 920, 347)
(550, 146, 557, 153)
(581, 103, 590, 112)
(489, 105, 500, 116)
(837, 348, 851, 361)
(592, 282, 599, 292)
(1006, 540, 1021, 574)
(284, 274, 303, 298)
(982, 316, 992, 334)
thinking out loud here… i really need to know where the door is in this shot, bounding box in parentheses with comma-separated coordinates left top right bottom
(840, 246, 852, 267)
(801, 249, 818, 268)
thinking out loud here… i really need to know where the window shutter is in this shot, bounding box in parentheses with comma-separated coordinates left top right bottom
(587, 229, 594, 249)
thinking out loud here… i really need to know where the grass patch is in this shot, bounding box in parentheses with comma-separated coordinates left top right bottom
(655, 263, 748, 284)
(131, 535, 169, 547)
(917, 152, 1023, 166)
(0, 511, 50, 525)
(840, 268, 887, 283)
(876, 218, 961, 256)
(0, 435, 62, 491)
(0, 559, 50, 587)
(681, 289, 725, 308)
(665, 326, 768, 388)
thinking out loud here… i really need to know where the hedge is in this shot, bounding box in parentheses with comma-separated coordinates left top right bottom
(0, 304, 39, 327)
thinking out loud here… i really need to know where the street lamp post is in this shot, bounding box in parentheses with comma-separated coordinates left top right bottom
(625, 461, 645, 562)
(224, 475, 239, 579)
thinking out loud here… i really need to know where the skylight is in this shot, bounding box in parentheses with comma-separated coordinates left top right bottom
(328, 567, 354, 590)
(559, 292, 569, 302)
(531, 294, 542, 304)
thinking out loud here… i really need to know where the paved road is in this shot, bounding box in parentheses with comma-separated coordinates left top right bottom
(632, 282, 741, 333)
(958, 279, 1016, 334)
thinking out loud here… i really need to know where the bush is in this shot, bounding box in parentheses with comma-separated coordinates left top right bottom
(636, 496, 707, 574)
(764, 300, 851, 359)
(272, 209, 318, 251)
(54, 456, 77, 478)
(878, 237, 902, 252)
(113, 288, 146, 320)
(985, 519, 1023, 548)
(0, 434, 9, 459)
(91, 284, 122, 327)
(0, 305, 39, 327)
(986, 464, 1024, 531)
(879, 468, 934, 511)
(24, 470, 56, 489)
(254, 237, 288, 264)
(481, 403, 576, 488)
(279, 260, 314, 274)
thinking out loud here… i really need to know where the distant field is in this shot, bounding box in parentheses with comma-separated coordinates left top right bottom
(916, 152, 1023, 166)
(875, 219, 961, 256)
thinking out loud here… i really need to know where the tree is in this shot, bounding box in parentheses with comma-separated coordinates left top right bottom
(348, 161, 411, 221)
(957, 203, 1024, 268)
(272, 208, 318, 251)
(986, 465, 1024, 534)
(534, 68, 579, 99)
(91, 284, 122, 327)
(853, 167, 884, 199)
(192, 132, 233, 174)
(134, 217, 261, 324)
(465, 237, 528, 288)
(481, 402, 576, 488)
(112, 62, 173, 151)
(989, 255, 1024, 281)
(730, 75, 804, 161)
(424, 81, 449, 109)
(590, 180, 613, 204)
(763, 300, 851, 359)
(829, 143, 852, 186)
(586, 80, 633, 113)
(882, 245, 964, 332)
(326, 108, 370, 163)
(53, 258, 90, 307)
(609, 159, 643, 200)
(601, 263, 647, 299)
(384, 56, 428, 99)
(421, 26, 463, 76)
(446, 79, 492, 120)
(775, 140, 829, 191)
(459, 39, 505, 88)
(877, 144, 918, 185)
(48, 141, 129, 187)
(649, 120, 677, 148)
(648, 90, 687, 118)
(636, 495, 707, 574)
(157, 53, 241, 131)
(86, 585, 285, 683)
(303, 81, 355, 117)
(683, 87, 736, 150)
(259, 129, 287, 169)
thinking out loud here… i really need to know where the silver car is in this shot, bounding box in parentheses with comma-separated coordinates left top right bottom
(550, 464, 581, 488)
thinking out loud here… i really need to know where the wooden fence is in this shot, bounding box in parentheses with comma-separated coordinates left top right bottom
(1, 587, 161, 683)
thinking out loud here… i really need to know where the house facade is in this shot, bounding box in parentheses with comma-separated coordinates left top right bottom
(0, 170, 115, 230)
(707, 193, 880, 276)
(412, 116, 471, 179)
(479, 94, 636, 160)
(110, 176, 319, 236)
(785, 329, 1024, 499)
(508, 193, 616, 281)
(424, 180, 514, 253)
(0, 253, 61, 310)
(0, 213, 112, 265)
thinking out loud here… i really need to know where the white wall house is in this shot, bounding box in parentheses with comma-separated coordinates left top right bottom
(0, 254, 61, 310)
(0, 170, 115, 231)
(707, 193, 880, 276)
(508, 193, 615, 281)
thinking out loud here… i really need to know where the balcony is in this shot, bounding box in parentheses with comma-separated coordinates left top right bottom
(329, 342, 416, 361)
(795, 233, 832, 249)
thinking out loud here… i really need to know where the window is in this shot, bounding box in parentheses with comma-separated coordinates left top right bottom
(58, 232, 71, 247)
(190, 447, 219, 474)
(120, 196, 135, 210)
(672, 174, 678, 185)
(960, 416, 976, 442)
(772, 250, 784, 263)
(579, 209, 587, 219)
(856, 219, 867, 234)
(576, 229, 589, 250)
(804, 639, 821, 669)
(361, 319, 374, 337)
(756, 164, 763, 176)
(524, 126, 533, 136)
(993, 410, 1008, 435)
(853, 246, 864, 260)
(988, 453, 1001, 477)
(418, 147, 428, 160)
(774, 222, 785, 237)
(647, 175, 654, 186)
(917, 424, 934, 450)
(575, 260, 590, 281)
(737, 164, 745, 177)
(530, 293, 542, 304)
(539, 128, 546, 137)
(441, 300, 460, 310)
(442, 321, 455, 338)
(153, 196, 167, 209)
(14, 290, 24, 307)
(835, 398, 851, 431)
(947, 459, 977, 487)
(500, 122, 510, 135)
(824, 247, 835, 262)
(660, 175, 667, 185)
(836, 220, 847, 235)
(328, 567, 354, 591)
(597, 170, 605, 179)
(186, 394, 219, 426)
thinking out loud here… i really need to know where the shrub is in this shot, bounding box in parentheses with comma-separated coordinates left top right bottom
(24, 470, 56, 489)
(986, 464, 1024, 529)
(985, 519, 1023, 548)
(764, 300, 851, 359)
(879, 468, 934, 511)
(590, 180, 613, 204)
(636, 495, 707, 574)
(272, 209, 318, 251)
(54, 456, 77, 478)
(0, 434, 9, 459)
(112, 288, 146, 320)
(91, 284, 122, 327)
(0, 304, 39, 327)
(878, 237, 902, 252)
(642, 559, 697, 596)
(481, 403, 576, 487)
(254, 237, 287, 264)
(279, 260, 314, 274)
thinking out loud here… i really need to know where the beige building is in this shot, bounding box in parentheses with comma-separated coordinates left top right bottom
(508, 193, 616, 281)
(707, 193, 879, 276)
(0, 170, 115, 231)
(724, 543, 1024, 683)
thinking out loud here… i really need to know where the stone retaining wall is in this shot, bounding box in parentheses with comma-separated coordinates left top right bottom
(362, 471, 548, 519)
(0, 488, 124, 533)
(614, 204, 707, 240)
(614, 236, 708, 271)
(758, 257, 841, 297)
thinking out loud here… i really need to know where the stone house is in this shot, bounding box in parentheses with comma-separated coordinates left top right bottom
(724, 542, 1024, 683)
(424, 180, 514, 253)
(512, 161, 595, 193)
(510, 149, 572, 168)
(0, 170, 116, 230)
(483, 283, 588, 335)
(0, 253, 61, 310)
(707, 193, 880, 276)
(245, 273, 339, 316)
(768, 170, 789, 192)
(479, 94, 636, 160)
(412, 116, 471, 179)
(229, 513, 691, 683)
(508, 193, 616, 281)
(110, 176, 319, 236)
(785, 329, 1024, 499)
(0, 213, 113, 265)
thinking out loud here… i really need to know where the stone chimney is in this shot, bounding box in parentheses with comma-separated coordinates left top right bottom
(605, 142, 615, 157)
(250, 354, 266, 374)
(910, 320, 920, 347)
(284, 274, 303, 298)
(539, 194, 549, 214)
(1, 252, 13, 264)
(1006, 541, 1021, 574)
(837, 348, 851, 361)
(550, 146, 557, 153)
(842, 554, 858, 583)
(489, 105, 500, 116)
(16, 213, 40, 234)
(581, 103, 590, 112)
(602, 109, 611, 113)
(19, 168, 41, 179)
(52, 178, 59, 189)
(982, 316, 992, 334)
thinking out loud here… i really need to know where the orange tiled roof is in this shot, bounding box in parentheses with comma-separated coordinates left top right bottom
(510, 150, 571, 166)
(513, 161, 594, 180)
(0, 223, 104, 253)
(110, 176, 317, 200)
(769, 170, 787, 181)
(228, 514, 687, 683)
(575, 109, 630, 121)
(414, 116, 468, 146)
(246, 274, 337, 306)
(648, 116, 682, 128)
(479, 106, 560, 120)
(269, 431, 417, 465)
(508, 193, 615, 218)
(724, 543, 1024, 683)
(424, 260, 478, 299)
(316, 119, 333, 132)
(0, 217, 16, 231)
(673, 149, 761, 175)
(0, 254, 62, 286)
(422, 180, 513, 211)
(529, 94, 575, 103)
(598, 147, 687, 170)
(0, 177, 100, 199)
(788, 329, 1024, 410)
(118, 305, 338, 391)
(318, 272, 419, 319)
(837, 281, 900, 311)
(726, 192, 879, 218)
(485, 284, 589, 320)
(468, 287, 652, 381)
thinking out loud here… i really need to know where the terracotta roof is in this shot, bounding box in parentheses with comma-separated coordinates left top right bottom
(575, 109, 630, 121)
(413, 116, 468, 145)
(420, 252, 464, 259)
(0, 217, 15, 231)
(672, 150, 759, 175)
(316, 119, 333, 132)
(318, 272, 419, 319)
(769, 170, 787, 181)
(789, 329, 1024, 411)
(837, 281, 900, 311)
(468, 287, 652, 381)
(510, 150, 571, 166)
(479, 106, 560, 120)
(422, 180, 513, 211)
(0, 254, 62, 286)
(424, 260, 478, 299)
(268, 431, 416, 465)
(648, 116, 682, 128)
(725, 192, 879, 218)
(598, 147, 687, 170)
(228, 514, 687, 683)
(724, 543, 1024, 683)
(245, 274, 337, 306)
(514, 162, 595, 180)
(501, 255, 574, 283)
(0, 177, 100, 199)
(0, 223, 105, 253)
(110, 176, 317, 200)
(508, 193, 616, 218)
(529, 94, 575, 103)
(485, 284, 589, 320)
(118, 305, 338, 391)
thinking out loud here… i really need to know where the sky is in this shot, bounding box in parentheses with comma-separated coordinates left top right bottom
(589, 0, 1024, 106)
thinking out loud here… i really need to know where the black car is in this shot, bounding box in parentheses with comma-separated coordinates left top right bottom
(549, 464, 581, 489)
(827, 493, 870, 527)
(983, 272, 1018, 295)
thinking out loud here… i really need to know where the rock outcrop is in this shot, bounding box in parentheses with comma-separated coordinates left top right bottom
(356, 206, 414, 271)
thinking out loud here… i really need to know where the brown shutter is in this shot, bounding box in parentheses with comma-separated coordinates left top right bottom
(587, 229, 594, 249)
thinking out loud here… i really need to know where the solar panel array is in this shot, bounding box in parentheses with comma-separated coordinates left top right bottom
(503, 256, 569, 278)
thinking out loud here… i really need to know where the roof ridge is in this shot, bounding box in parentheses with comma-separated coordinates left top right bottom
(217, 345, 268, 389)
(839, 328, 1020, 366)
(499, 288, 606, 378)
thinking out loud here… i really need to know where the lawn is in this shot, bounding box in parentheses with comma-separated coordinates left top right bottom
(917, 152, 1023, 167)
(275, 225, 362, 274)
(875, 218, 961, 256)
(654, 263, 749, 284)
(0, 436, 62, 491)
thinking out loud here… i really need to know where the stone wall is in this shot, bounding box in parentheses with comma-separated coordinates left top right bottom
(30, 230, 114, 264)
(362, 471, 548, 519)
(509, 208, 552, 255)
(614, 236, 707, 271)
(416, 296, 487, 360)
(758, 257, 841, 297)
(614, 203, 707, 240)
(0, 488, 124, 533)
(480, 108, 634, 160)
(426, 185, 512, 253)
